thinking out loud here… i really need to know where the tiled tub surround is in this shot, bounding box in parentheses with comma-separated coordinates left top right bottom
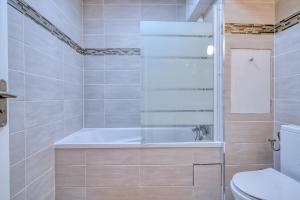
(8, 3, 83, 200)
(82, 0, 187, 128)
(55, 146, 223, 200)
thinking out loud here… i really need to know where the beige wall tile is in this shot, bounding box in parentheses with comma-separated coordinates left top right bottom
(193, 148, 223, 164)
(55, 149, 85, 165)
(140, 165, 193, 186)
(225, 121, 273, 143)
(86, 149, 140, 165)
(139, 187, 193, 200)
(225, 143, 273, 165)
(56, 187, 85, 200)
(194, 164, 221, 187)
(86, 165, 139, 186)
(225, 0, 275, 24)
(193, 187, 222, 200)
(87, 187, 139, 200)
(140, 148, 194, 165)
(276, 0, 300, 22)
(55, 165, 85, 187)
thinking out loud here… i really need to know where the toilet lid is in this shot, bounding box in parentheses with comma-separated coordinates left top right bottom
(232, 168, 300, 200)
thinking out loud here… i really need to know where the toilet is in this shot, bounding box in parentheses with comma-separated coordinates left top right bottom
(231, 125, 300, 200)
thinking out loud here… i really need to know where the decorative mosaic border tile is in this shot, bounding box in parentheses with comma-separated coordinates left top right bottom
(84, 48, 141, 56)
(275, 10, 300, 33)
(225, 23, 275, 35)
(8, 0, 141, 56)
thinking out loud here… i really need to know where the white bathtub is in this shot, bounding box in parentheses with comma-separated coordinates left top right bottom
(55, 128, 223, 148)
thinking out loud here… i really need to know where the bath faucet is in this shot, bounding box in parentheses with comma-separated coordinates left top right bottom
(192, 125, 210, 141)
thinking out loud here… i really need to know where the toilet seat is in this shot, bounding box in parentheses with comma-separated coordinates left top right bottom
(231, 168, 300, 200)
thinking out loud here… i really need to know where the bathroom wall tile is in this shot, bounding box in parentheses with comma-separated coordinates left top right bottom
(25, 101, 64, 128)
(105, 114, 140, 127)
(140, 165, 193, 186)
(104, 20, 140, 34)
(26, 147, 54, 185)
(105, 35, 140, 48)
(84, 70, 105, 84)
(140, 148, 194, 165)
(26, 169, 55, 200)
(85, 99, 104, 114)
(10, 161, 25, 197)
(25, 46, 63, 80)
(56, 187, 85, 200)
(84, 114, 105, 128)
(9, 131, 25, 165)
(8, 38, 24, 71)
(8, 6, 24, 42)
(25, 74, 64, 101)
(104, 85, 140, 99)
(105, 55, 141, 69)
(9, 70, 25, 101)
(139, 187, 193, 200)
(193, 148, 223, 164)
(84, 35, 105, 48)
(141, 5, 177, 21)
(142, 0, 177, 4)
(86, 149, 140, 165)
(9, 101, 25, 134)
(11, 190, 26, 200)
(194, 165, 221, 187)
(64, 46, 83, 68)
(85, 85, 104, 99)
(275, 100, 300, 124)
(103, 6, 141, 19)
(83, 4, 103, 19)
(55, 150, 85, 165)
(64, 82, 83, 100)
(275, 50, 300, 78)
(84, 19, 105, 34)
(64, 100, 83, 119)
(84, 0, 104, 4)
(275, 75, 300, 100)
(104, 0, 141, 5)
(86, 165, 139, 186)
(275, 23, 300, 56)
(105, 70, 140, 84)
(225, 121, 273, 143)
(276, 0, 300, 22)
(64, 115, 83, 136)
(55, 165, 85, 187)
(104, 99, 140, 114)
(225, 143, 273, 165)
(84, 56, 105, 70)
(86, 187, 139, 200)
(225, 0, 275, 24)
(64, 65, 83, 84)
(24, 18, 62, 59)
(26, 121, 63, 156)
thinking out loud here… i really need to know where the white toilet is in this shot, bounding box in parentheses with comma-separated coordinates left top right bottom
(231, 125, 300, 200)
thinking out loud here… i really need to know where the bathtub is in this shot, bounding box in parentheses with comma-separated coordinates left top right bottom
(55, 128, 223, 148)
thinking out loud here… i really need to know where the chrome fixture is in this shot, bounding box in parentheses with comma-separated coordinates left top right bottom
(268, 131, 280, 151)
(0, 80, 17, 127)
(192, 125, 210, 141)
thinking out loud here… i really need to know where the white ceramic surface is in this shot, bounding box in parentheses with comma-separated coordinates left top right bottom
(54, 128, 223, 148)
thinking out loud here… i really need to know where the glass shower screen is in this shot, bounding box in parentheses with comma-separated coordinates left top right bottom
(141, 21, 215, 142)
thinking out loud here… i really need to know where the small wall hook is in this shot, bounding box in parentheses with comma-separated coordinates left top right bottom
(249, 57, 254, 62)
